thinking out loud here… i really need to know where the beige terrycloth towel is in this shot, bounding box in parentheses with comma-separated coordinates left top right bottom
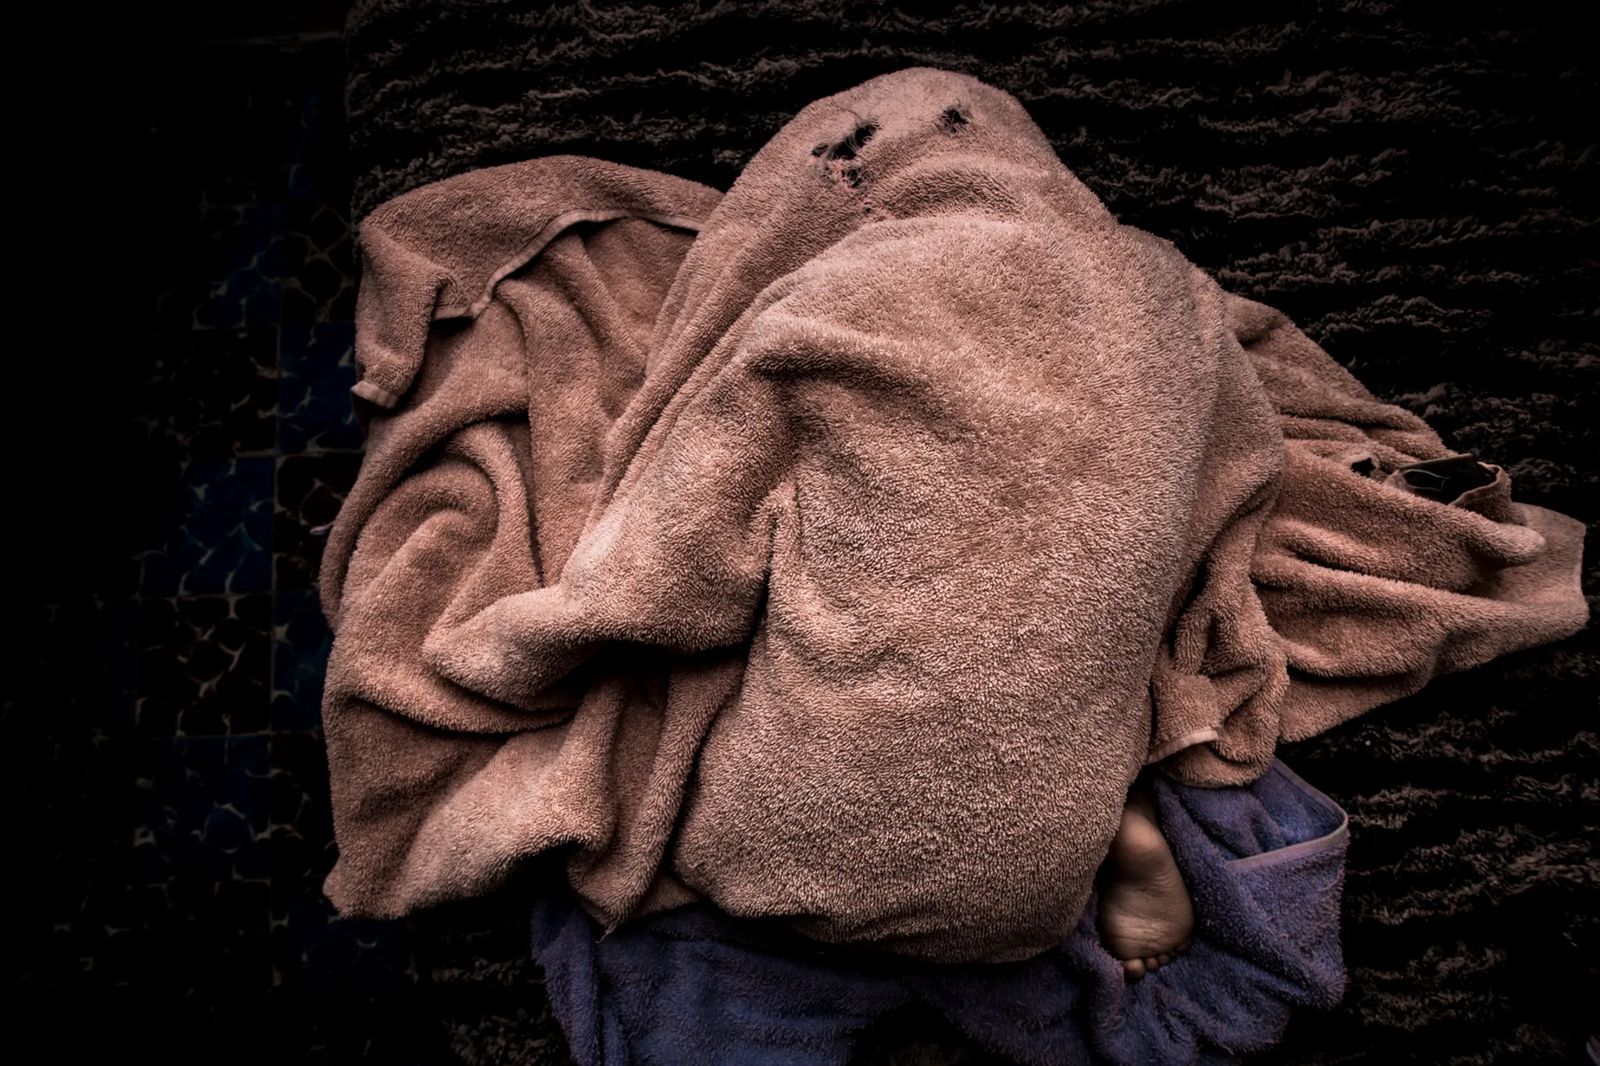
(318, 67, 1588, 963)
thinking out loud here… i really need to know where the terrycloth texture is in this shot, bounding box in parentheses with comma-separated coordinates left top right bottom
(531, 760, 1351, 1066)
(318, 67, 1588, 963)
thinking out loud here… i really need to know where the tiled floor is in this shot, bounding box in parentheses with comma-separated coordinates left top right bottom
(12, 35, 454, 1062)
(161, 39, 427, 1058)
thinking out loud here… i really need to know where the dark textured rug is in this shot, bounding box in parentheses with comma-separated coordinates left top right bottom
(336, 2, 1599, 1063)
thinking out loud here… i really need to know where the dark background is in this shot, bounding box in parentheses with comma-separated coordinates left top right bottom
(9, 2, 1595, 1063)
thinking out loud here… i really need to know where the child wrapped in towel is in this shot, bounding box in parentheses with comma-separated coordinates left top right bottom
(315, 68, 1588, 973)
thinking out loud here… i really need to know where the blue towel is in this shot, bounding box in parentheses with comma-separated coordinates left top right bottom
(530, 760, 1349, 1065)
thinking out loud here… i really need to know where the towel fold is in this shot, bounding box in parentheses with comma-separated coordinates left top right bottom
(532, 759, 1351, 1066)
(318, 67, 1588, 962)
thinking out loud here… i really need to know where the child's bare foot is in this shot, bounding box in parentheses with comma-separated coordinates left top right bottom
(1096, 781, 1194, 980)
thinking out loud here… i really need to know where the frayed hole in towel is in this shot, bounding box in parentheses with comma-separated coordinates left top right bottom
(939, 106, 970, 132)
(823, 122, 877, 162)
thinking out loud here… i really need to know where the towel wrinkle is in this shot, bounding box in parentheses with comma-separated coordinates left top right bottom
(318, 67, 1588, 963)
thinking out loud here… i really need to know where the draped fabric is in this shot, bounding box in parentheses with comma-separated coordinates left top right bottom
(318, 68, 1587, 963)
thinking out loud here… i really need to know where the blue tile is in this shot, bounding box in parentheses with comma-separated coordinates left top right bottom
(137, 595, 272, 737)
(273, 590, 332, 731)
(132, 735, 273, 1000)
(274, 452, 364, 590)
(283, 198, 357, 325)
(196, 199, 286, 330)
(279, 324, 361, 452)
(142, 457, 275, 595)
(144, 329, 280, 457)
(284, 85, 358, 324)
(137, 735, 272, 886)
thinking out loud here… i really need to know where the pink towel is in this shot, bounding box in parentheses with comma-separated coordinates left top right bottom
(317, 67, 1587, 963)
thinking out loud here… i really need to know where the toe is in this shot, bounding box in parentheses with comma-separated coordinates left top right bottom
(1157, 953, 1172, 966)
(1124, 957, 1146, 980)
(1145, 956, 1160, 971)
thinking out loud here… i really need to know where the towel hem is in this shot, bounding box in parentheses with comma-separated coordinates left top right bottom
(350, 379, 402, 408)
(436, 208, 710, 322)
(1145, 726, 1220, 764)
(1225, 760, 1350, 871)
